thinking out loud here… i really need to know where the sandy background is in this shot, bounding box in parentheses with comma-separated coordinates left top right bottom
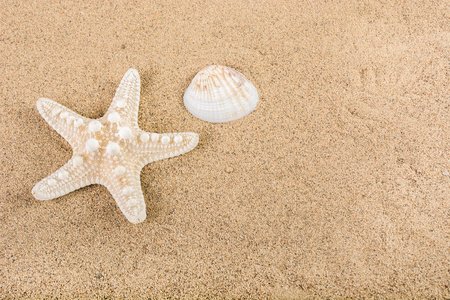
(1, 0, 449, 298)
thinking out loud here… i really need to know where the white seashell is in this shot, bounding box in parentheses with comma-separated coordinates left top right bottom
(183, 65, 259, 123)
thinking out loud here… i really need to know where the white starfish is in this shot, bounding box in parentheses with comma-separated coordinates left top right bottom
(32, 69, 199, 224)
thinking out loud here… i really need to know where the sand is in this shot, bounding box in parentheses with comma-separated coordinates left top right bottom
(1, 0, 449, 298)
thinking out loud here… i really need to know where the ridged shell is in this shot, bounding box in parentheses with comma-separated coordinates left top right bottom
(184, 65, 259, 123)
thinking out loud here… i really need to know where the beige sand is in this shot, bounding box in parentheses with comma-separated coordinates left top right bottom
(1, 1, 449, 298)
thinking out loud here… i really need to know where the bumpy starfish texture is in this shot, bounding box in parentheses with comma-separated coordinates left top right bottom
(32, 69, 199, 224)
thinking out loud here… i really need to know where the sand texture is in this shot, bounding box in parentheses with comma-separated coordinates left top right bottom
(1, 1, 449, 298)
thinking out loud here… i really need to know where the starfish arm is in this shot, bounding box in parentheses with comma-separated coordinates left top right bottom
(36, 98, 90, 147)
(133, 131, 199, 166)
(102, 170, 147, 224)
(32, 156, 93, 200)
(101, 69, 141, 128)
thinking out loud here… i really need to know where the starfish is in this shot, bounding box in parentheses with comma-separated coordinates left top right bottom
(32, 69, 199, 224)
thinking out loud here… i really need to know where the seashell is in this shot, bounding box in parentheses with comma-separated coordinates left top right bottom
(184, 65, 259, 123)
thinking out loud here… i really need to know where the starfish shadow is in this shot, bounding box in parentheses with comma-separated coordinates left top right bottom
(139, 174, 162, 221)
